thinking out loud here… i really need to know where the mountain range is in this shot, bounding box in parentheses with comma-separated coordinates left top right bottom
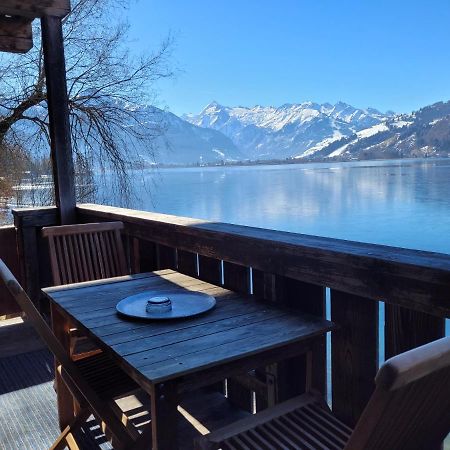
(9, 98, 450, 165)
(179, 100, 450, 163)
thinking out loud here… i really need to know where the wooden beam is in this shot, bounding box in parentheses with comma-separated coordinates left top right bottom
(41, 16, 76, 224)
(0, 0, 70, 19)
(0, 16, 32, 53)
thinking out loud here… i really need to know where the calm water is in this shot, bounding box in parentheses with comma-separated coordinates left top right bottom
(107, 158, 450, 255)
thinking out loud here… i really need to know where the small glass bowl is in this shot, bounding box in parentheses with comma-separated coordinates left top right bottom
(146, 296, 172, 314)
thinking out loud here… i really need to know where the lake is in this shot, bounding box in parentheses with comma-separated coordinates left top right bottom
(102, 157, 450, 255)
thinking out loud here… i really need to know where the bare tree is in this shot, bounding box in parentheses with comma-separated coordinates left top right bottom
(0, 0, 173, 206)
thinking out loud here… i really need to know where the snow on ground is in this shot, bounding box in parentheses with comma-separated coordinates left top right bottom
(296, 132, 344, 158)
(356, 123, 389, 139)
(391, 120, 413, 128)
(328, 143, 350, 158)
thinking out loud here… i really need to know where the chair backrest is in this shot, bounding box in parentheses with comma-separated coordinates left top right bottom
(0, 258, 133, 448)
(42, 222, 128, 285)
(346, 336, 450, 450)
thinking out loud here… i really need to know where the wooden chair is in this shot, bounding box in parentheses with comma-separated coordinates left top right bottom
(42, 221, 128, 286)
(196, 336, 450, 450)
(42, 221, 129, 359)
(0, 258, 147, 450)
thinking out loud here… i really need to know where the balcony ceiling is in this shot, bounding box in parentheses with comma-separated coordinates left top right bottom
(0, 0, 71, 53)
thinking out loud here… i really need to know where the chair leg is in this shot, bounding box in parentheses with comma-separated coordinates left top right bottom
(50, 408, 91, 450)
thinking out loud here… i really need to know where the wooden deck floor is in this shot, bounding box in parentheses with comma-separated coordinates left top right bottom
(0, 318, 249, 449)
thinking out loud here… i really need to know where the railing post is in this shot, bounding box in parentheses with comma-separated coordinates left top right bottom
(331, 290, 378, 427)
(13, 207, 59, 311)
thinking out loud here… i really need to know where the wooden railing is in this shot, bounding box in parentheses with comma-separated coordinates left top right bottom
(8, 203, 450, 429)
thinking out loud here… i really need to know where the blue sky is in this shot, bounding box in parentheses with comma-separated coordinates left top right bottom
(127, 0, 450, 116)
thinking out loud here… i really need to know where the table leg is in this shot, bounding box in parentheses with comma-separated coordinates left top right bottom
(50, 303, 76, 430)
(151, 381, 179, 450)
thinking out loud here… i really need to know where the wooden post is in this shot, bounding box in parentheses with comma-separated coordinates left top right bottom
(331, 290, 378, 427)
(13, 207, 59, 309)
(41, 16, 76, 225)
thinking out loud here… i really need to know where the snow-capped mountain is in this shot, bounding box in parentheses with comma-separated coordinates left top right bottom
(151, 109, 243, 164)
(299, 101, 450, 160)
(184, 101, 392, 160)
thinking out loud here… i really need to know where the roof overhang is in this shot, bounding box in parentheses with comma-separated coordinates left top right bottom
(0, 0, 71, 53)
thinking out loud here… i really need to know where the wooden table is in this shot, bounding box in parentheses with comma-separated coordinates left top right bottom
(43, 269, 334, 449)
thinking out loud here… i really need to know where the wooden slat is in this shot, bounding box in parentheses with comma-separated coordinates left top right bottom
(177, 249, 197, 277)
(137, 239, 158, 272)
(331, 289, 378, 427)
(77, 234, 88, 281)
(55, 236, 67, 284)
(156, 244, 176, 270)
(114, 230, 127, 274)
(42, 222, 124, 237)
(223, 262, 250, 294)
(128, 237, 140, 274)
(138, 316, 334, 384)
(81, 234, 94, 280)
(385, 304, 445, 359)
(0, 0, 71, 18)
(198, 255, 222, 285)
(0, 16, 32, 53)
(66, 234, 79, 282)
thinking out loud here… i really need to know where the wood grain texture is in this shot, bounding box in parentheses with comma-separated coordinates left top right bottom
(222, 262, 252, 410)
(156, 244, 176, 270)
(42, 222, 128, 285)
(197, 392, 352, 450)
(177, 250, 198, 278)
(77, 203, 450, 318)
(137, 239, 158, 272)
(0, 16, 32, 53)
(41, 16, 76, 224)
(0, 0, 71, 18)
(198, 255, 222, 285)
(42, 270, 334, 392)
(385, 304, 445, 359)
(331, 289, 378, 427)
(222, 262, 250, 294)
(346, 337, 450, 450)
(274, 276, 327, 399)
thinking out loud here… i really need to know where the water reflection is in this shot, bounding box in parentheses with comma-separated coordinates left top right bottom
(100, 158, 450, 255)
